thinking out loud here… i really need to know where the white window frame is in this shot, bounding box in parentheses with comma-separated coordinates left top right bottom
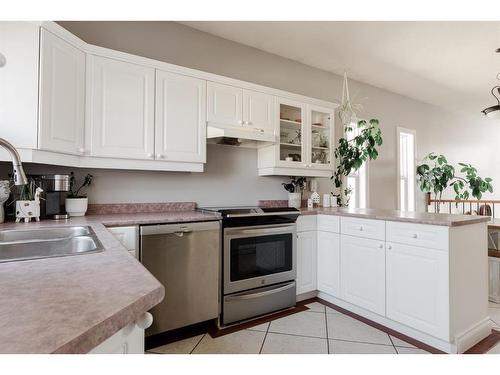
(397, 127, 417, 211)
(346, 121, 369, 209)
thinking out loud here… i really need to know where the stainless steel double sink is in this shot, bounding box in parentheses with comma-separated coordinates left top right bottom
(0, 226, 104, 263)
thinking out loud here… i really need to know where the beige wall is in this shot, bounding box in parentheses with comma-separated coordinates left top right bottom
(2, 21, 494, 209)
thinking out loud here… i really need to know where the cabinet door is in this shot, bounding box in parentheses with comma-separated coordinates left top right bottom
(386, 242, 449, 339)
(88, 55, 155, 160)
(297, 231, 317, 295)
(307, 104, 334, 171)
(242, 89, 274, 133)
(107, 226, 138, 251)
(89, 322, 144, 354)
(207, 82, 242, 127)
(155, 70, 206, 163)
(340, 235, 386, 315)
(276, 97, 306, 167)
(317, 231, 341, 296)
(39, 29, 85, 155)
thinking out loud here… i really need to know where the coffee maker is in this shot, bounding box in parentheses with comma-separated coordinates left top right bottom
(30, 174, 70, 220)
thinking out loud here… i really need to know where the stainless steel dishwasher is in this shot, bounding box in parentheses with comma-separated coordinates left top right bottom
(140, 221, 220, 336)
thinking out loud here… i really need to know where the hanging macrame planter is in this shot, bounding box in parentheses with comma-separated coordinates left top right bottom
(338, 72, 360, 127)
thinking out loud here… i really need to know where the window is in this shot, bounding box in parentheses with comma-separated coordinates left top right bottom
(346, 122, 368, 209)
(397, 127, 416, 211)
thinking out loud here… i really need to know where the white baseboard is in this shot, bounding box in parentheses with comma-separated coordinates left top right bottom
(296, 290, 318, 302)
(455, 318, 492, 354)
(317, 292, 455, 353)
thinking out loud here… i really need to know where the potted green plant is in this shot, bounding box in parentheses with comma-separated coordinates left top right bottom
(282, 177, 307, 209)
(416, 153, 493, 212)
(331, 119, 383, 206)
(65, 172, 93, 217)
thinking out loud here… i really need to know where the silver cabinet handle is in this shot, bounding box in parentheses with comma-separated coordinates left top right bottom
(78, 147, 86, 154)
(359, 226, 364, 231)
(238, 120, 243, 125)
(156, 154, 164, 159)
(379, 243, 384, 249)
(147, 153, 154, 158)
(388, 245, 392, 250)
(225, 282, 295, 301)
(412, 233, 418, 238)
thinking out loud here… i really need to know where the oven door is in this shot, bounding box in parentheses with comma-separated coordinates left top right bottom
(223, 223, 296, 294)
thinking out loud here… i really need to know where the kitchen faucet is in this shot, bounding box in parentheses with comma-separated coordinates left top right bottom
(0, 138, 28, 185)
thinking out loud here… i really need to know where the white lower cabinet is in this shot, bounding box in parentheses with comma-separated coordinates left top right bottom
(340, 234, 386, 315)
(89, 312, 153, 354)
(386, 241, 449, 340)
(296, 231, 317, 295)
(317, 231, 340, 296)
(107, 226, 139, 259)
(89, 322, 144, 354)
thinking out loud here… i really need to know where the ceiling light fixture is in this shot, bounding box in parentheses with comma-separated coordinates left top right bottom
(482, 49, 500, 119)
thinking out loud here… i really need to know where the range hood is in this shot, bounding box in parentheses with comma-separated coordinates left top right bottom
(207, 124, 275, 145)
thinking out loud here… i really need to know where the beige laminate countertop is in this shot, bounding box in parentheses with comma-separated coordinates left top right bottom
(0, 210, 221, 354)
(299, 207, 491, 227)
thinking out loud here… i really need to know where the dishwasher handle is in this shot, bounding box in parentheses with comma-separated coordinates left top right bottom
(141, 221, 220, 236)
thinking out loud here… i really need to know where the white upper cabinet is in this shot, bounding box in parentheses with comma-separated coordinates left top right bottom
(242, 89, 274, 133)
(207, 82, 274, 134)
(340, 234, 386, 315)
(38, 29, 85, 155)
(257, 97, 336, 177)
(307, 104, 334, 171)
(87, 55, 155, 160)
(155, 70, 206, 163)
(207, 82, 243, 127)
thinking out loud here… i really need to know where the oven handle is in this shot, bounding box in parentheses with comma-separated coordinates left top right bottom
(225, 282, 295, 301)
(225, 225, 295, 237)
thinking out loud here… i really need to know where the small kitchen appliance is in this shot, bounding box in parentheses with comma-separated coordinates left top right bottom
(31, 174, 70, 220)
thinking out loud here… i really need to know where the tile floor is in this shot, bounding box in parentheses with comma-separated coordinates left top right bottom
(147, 301, 500, 354)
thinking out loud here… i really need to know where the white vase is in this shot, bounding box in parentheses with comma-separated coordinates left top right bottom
(288, 192, 302, 209)
(65, 197, 88, 217)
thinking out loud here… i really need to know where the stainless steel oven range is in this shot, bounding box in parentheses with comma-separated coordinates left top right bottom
(206, 207, 300, 326)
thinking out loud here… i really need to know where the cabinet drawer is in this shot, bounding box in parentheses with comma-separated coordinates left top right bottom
(297, 215, 316, 232)
(317, 215, 340, 233)
(341, 217, 385, 241)
(386, 221, 448, 251)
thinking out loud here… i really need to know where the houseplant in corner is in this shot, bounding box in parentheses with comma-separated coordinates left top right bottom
(65, 172, 93, 217)
(282, 177, 307, 209)
(416, 153, 493, 212)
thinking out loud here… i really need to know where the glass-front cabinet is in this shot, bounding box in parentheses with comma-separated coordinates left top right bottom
(258, 96, 336, 177)
(308, 104, 333, 170)
(277, 98, 306, 166)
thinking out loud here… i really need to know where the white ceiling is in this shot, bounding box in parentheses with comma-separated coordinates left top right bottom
(181, 21, 500, 114)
